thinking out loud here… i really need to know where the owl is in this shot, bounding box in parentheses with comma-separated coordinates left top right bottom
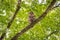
(28, 11, 35, 23)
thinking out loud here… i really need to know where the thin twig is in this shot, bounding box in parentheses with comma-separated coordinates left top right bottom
(11, 0, 56, 40)
(0, 0, 21, 40)
(52, 3, 60, 9)
(45, 30, 59, 39)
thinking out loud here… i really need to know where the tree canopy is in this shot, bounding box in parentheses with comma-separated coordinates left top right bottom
(0, 0, 60, 40)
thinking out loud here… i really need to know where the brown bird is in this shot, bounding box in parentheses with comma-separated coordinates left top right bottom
(28, 11, 35, 23)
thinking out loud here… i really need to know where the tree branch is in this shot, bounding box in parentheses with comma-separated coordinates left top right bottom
(0, 0, 21, 40)
(52, 3, 60, 9)
(11, 0, 56, 40)
(45, 30, 59, 39)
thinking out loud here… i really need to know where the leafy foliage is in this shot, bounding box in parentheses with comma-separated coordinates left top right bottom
(0, 0, 60, 40)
